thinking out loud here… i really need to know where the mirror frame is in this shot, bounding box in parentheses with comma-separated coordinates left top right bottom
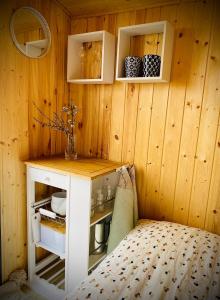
(10, 6, 51, 58)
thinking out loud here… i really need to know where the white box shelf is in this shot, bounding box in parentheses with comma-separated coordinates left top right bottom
(116, 21, 174, 83)
(67, 30, 115, 84)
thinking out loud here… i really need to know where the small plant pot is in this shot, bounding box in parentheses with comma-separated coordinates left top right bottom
(143, 54, 161, 77)
(124, 56, 142, 77)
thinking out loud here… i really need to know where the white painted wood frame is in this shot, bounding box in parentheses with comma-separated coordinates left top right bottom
(67, 30, 115, 84)
(116, 21, 174, 83)
(26, 163, 121, 299)
(66, 175, 91, 294)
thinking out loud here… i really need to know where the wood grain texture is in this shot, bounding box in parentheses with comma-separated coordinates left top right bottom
(58, 0, 180, 18)
(1, 0, 219, 285)
(173, 0, 214, 224)
(25, 156, 123, 178)
(188, 0, 220, 229)
(70, 0, 220, 234)
(0, 0, 70, 281)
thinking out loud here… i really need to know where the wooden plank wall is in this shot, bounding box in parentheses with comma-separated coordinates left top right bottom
(0, 0, 70, 280)
(0, 0, 219, 283)
(70, 0, 220, 234)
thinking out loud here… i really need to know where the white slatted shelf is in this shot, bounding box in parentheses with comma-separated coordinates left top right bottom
(37, 258, 63, 277)
(35, 256, 65, 296)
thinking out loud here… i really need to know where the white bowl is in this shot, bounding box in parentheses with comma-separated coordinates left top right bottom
(51, 192, 66, 216)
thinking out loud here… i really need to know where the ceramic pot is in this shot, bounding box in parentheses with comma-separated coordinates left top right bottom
(51, 191, 66, 216)
(143, 54, 161, 77)
(124, 56, 142, 77)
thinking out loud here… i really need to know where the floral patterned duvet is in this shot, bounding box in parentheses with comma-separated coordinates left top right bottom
(73, 220, 220, 300)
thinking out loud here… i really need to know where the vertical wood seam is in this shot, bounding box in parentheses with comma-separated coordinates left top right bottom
(171, 0, 197, 219)
(186, 0, 216, 226)
(144, 6, 162, 213)
(131, 85, 141, 164)
(171, 78, 188, 219)
(106, 87, 113, 159)
(121, 83, 128, 162)
(144, 83, 155, 212)
(159, 5, 178, 221)
(203, 110, 220, 228)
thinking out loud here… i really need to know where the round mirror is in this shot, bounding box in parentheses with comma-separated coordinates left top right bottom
(10, 6, 51, 58)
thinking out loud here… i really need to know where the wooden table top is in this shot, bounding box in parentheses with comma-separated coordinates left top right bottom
(25, 156, 124, 178)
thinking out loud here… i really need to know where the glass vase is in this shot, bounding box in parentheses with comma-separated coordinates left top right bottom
(65, 133, 77, 160)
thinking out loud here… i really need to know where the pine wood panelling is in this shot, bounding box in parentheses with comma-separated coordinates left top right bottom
(143, 5, 176, 219)
(108, 12, 134, 161)
(205, 121, 220, 235)
(157, 2, 196, 221)
(0, 0, 219, 284)
(70, 0, 220, 234)
(121, 10, 145, 164)
(0, 0, 70, 281)
(173, 0, 214, 224)
(58, 0, 180, 18)
(97, 15, 117, 159)
(140, 6, 165, 218)
(133, 8, 159, 216)
(121, 83, 139, 163)
(70, 18, 87, 156)
(188, 0, 220, 229)
(134, 86, 153, 216)
(0, 1, 29, 280)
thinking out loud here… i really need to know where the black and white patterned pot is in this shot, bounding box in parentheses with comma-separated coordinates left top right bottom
(124, 56, 142, 77)
(143, 54, 161, 77)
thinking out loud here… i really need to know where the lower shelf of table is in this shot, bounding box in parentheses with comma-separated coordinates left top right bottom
(32, 248, 108, 299)
(89, 249, 107, 271)
(36, 241, 65, 259)
(35, 248, 108, 281)
(36, 255, 65, 289)
(32, 255, 65, 299)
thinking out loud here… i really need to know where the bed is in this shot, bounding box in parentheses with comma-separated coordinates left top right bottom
(73, 220, 220, 300)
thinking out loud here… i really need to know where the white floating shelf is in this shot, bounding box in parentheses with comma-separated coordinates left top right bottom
(116, 21, 174, 83)
(117, 77, 168, 83)
(25, 39, 47, 57)
(67, 30, 115, 84)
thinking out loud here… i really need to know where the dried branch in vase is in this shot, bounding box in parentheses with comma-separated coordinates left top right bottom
(33, 101, 78, 160)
